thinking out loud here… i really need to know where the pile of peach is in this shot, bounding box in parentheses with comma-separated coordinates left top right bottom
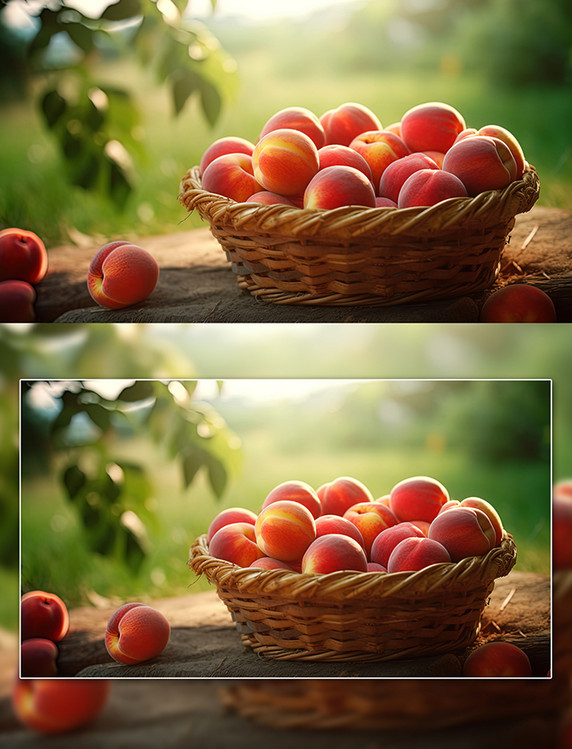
(205, 475, 506, 575)
(199, 101, 527, 211)
(0, 228, 48, 322)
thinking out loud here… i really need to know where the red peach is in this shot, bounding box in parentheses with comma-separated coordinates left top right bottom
(259, 106, 326, 149)
(207, 507, 257, 544)
(261, 480, 322, 519)
(304, 165, 377, 210)
(421, 150, 445, 167)
(201, 152, 262, 202)
(442, 135, 518, 196)
(459, 497, 504, 546)
(252, 128, 319, 196)
(478, 124, 525, 179)
(462, 641, 532, 677)
(554, 482, 572, 570)
(375, 197, 397, 208)
(379, 152, 440, 203)
(105, 602, 170, 665)
(384, 122, 402, 137)
(375, 495, 392, 506)
(11, 677, 111, 734)
(87, 241, 159, 309)
(21, 591, 69, 642)
(315, 514, 366, 550)
(453, 127, 478, 145)
(209, 521, 265, 567)
(199, 136, 255, 175)
(0, 280, 36, 322)
(245, 191, 297, 206)
(439, 499, 461, 513)
(428, 506, 496, 561)
(20, 639, 58, 678)
(400, 101, 466, 154)
(0, 227, 48, 284)
(317, 145, 374, 184)
(397, 168, 468, 208)
(370, 521, 425, 568)
(317, 476, 374, 516)
(343, 501, 399, 557)
(349, 130, 410, 188)
(301, 533, 368, 574)
(387, 536, 451, 573)
(480, 284, 557, 323)
(367, 562, 387, 572)
(320, 102, 382, 147)
(389, 476, 450, 523)
(249, 557, 296, 571)
(409, 520, 431, 536)
(255, 499, 316, 562)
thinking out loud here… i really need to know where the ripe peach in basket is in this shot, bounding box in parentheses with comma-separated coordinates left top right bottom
(261, 479, 322, 519)
(343, 501, 398, 557)
(259, 106, 326, 150)
(459, 497, 504, 546)
(255, 499, 316, 562)
(400, 101, 466, 154)
(428, 506, 496, 561)
(387, 536, 451, 573)
(462, 641, 532, 677)
(105, 602, 170, 665)
(207, 506, 257, 544)
(349, 130, 410, 188)
(209, 521, 265, 567)
(199, 136, 255, 175)
(249, 557, 297, 571)
(245, 191, 298, 206)
(370, 521, 425, 568)
(304, 165, 377, 210)
(301, 533, 368, 574)
(318, 476, 374, 516)
(442, 135, 518, 196)
(317, 144, 374, 184)
(477, 124, 526, 179)
(379, 152, 440, 204)
(315, 514, 366, 550)
(389, 476, 450, 524)
(201, 152, 262, 202)
(397, 168, 467, 208)
(252, 128, 319, 196)
(320, 102, 382, 147)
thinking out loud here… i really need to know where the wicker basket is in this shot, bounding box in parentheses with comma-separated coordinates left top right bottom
(189, 532, 517, 662)
(178, 164, 540, 306)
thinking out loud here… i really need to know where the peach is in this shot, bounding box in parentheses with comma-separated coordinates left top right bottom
(21, 591, 69, 642)
(249, 557, 296, 571)
(462, 641, 532, 677)
(375, 197, 397, 208)
(252, 128, 319, 196)
(11, 677, 111, 734)
(459, 497, 504, 546)
(370, 521, 425, 568)
(255, 499, 316, 562)
(261, 480, 322, 519)
(87, 241, 159, 309)
(420, 150, 445, 168)
(105, 602, 170, 665)
(477, 124, 525, 179)
(384, 121, 402, 137)
(317, 144, 374, 184)
(397, 168, 468, 208)
(259, 106, 326, 149)
(379, 152, 440, 203)
(453, 127, 478, 145)
(209, 521, 265, 567)
(439, 499, 461, 513)
(349, 130, 410, 188)
(343, 501, 398, 557)
(367, 562, 387, 572)
(320, 102, 382, 147)
(199, 136, 255, 175)
(304, 165, 377, 210)
(207, 507, 257, 544)
(301, 533, 368, 574)
(554, 481, 572, 570)
(20, 638, 58, 678)
(0, 280, 36, 322)
(400, 101, 466, 154)
(442, 135, 518, 196)
(480, 284, 557, 323)
(0, 227, 48, 284)
(387, 536, 451, 573)
(201, 152, 262, 202)
(315, 514, 366, 550)
(409, 520, 431, 536)
(375, 494, 392, 506)
(389, 476, 450, 523)
(318, 476, 374, 516)
(245, 191, 297, 206)
(428, 506, 496, 561)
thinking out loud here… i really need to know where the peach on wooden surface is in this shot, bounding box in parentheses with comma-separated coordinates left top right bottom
(400, 101, 466, 154)
(462, 641, 532, 677)
(315, 514, 366, 550)
(11, 677, 111, 734)
(317, 476, 373, 517)
(349, 130, 410, 188)
(199, 136, 255, 175)
(317, 145, 374, 184)
(255, 499, 316, 562)
(304, 165, 377, 210)
(252, 128, 319, 196)
(209, 521, 265, 567)
(379, 152, 440, 203)
(459, 497, 504, 546)
(389, 476, 450, 524)
(320, 102, 382, 147)
(20, 638, 58, 678)
(397, 168, 468, 208)
(480, 284, 557, 323)
(477, 125, 525, 179)
(207, 507, 257, 544)
(87, 241, 159, 309)
(21, 591, 69, 642)
(387, 536, 451, 573)
(442, 135, 517, 196)
(428, 506, 496, 561)
(0, 280, 36, 322)
(343, 501, 398, 557)
(301, 533, 368, 574)
(248, 557, 296, 571)
(370, 521, 425, 568)
(554, 480, 572, 570)
(261, 479, 322, 519)
(201, 152, 262, 202)
(0, 227, 48, 284)
(259, 106, 326, 149)
(245, 191, 297, 206)
(105, 602, 170, 665)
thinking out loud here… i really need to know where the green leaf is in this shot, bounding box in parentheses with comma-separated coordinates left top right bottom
(62, 464, 87, 500)
(40, 89, 67, 129)
(101, 0, 142, 22)
(117, 381, 155, 403)
(199, 78, 222, 127)
(182, 449, 204, 489)
(206, 454, 227, 499)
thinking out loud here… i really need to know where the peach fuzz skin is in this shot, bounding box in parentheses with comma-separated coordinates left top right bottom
(249, 557, 296, 571)
(317, 476, 374, 517)
(20, 639, 59, 678)
(105, 602, 170, 665)
(0, 227, 48, 284)
(387, 536, 451, 573)
(245, 191, 297, 206)
(442, 135, 517, 196)
(201, 152, 262, 202)
(462, 641, 532, 677)
(255, 499, 316, 562)
(400, 101, 466, 154)
(317, 145, 374, 184)
(398, 168, 467, 208)
(304, 165, 376, 210)
(209, 522, 265, 567)
(428, 506, 496, 561)
(459, 497, 504, 546)
(320, 102, 382, 147)
(259, 106, 326, 150)
(261, 479, 322, 519)
(253, 128, 319, 196)
(0, 280, 36, 322)
(301, 533, 368, 574)
(87, 241, 159, 309)
(349, 130, 410, 189)
(477, 125, 525, 179)
(207, 507, 257, 544)
(389, 476, 450, 524)
(11, 678, 111, 734)
(370, 522, 425, 569)
(379, 152, 440, 203)
(343, 501, 398, 557)
(480, 284, 557, 323)
(554, 480, 572, 570)
(21, 590, 69, 642)
(315, 514, 366, 550)
(199, 136, 255, 176)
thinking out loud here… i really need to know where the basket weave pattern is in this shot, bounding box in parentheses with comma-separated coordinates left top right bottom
(189, 532, 517, 662)
(179, 165, 540, 305)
